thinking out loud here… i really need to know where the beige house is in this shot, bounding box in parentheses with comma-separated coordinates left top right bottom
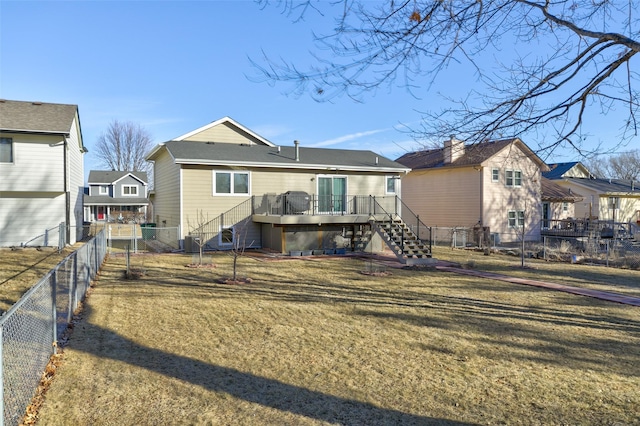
(146, 117, 431, 261)
(396, 138, 549, 244)
(540, 177, 583, 229)
(544, 162, 640, 225)
(0, 100, 86, 247)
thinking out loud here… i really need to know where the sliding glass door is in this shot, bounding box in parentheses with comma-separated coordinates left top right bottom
(318, 176, 346, 213)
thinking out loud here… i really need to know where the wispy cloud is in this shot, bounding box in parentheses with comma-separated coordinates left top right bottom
(310, 128, 387, 147)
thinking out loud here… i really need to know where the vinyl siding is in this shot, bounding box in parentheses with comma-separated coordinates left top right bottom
(0, 133, 65, 192)
(482, 148, 542, 242)
(0, 193, 66, 246)
(114, 175, 146, 197)
(151, 149, 181, 229)
(401, 144, 543, 243)
(182, 122, 266, 145)
(402, 167, 482, 228)
(180, 166, 396, 249)
(598, 195, 640, 222)
(67, 115, 85, 243)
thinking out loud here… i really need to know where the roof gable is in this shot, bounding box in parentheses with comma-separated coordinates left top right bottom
(88, 170, 148, 185)
(544, 162, 593, 179)
(0, 99, 78, 134)
(396, 138, 548, 171)
(174, 116, 275, 147)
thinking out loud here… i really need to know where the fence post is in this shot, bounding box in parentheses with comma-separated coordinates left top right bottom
(51, 270, 58, 355)
(68, 254, 76, 325)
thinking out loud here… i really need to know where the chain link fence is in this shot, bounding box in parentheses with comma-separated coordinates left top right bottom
(431, 226, 640, 270)
(0, 230, 107, 426)
(83, 224, 180, 254)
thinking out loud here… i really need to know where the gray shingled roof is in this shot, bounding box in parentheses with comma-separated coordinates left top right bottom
(564, 177, 640, 195)
(395, 138, 548, 171)
(0, 99, 78, 134)
(88, 170, 148, 184)
(154, 141, 409, 171)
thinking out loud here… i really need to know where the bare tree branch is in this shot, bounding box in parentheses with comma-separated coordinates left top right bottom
(94, 120, 153, 172)
(252, 0, 640, 157)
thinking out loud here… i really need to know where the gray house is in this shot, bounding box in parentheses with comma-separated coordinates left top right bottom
(83, 170, 150, 223)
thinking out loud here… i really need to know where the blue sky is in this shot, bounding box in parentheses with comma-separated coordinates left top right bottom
(0, 1, 631, 182)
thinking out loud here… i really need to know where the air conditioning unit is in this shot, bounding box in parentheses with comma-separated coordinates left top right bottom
(184, 235, 200, 253)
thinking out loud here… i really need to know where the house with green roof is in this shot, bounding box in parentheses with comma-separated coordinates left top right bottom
(146, 117, 432, 262)
(0, 99, 86, 247)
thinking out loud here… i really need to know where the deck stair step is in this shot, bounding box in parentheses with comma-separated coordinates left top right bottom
(371, 216, 433, 265)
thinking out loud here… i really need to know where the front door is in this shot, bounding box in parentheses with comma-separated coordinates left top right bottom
(318, 176, 346, 213)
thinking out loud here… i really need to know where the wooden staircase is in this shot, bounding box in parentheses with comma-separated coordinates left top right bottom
(372, 216, 434, 265)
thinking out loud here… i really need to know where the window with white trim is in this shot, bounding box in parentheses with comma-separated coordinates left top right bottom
(508, 210, 525, 227)
(214, 171, 250, 195)
(386, 176, 397, 194)
(505, 169, 522, 187)
(219, 226, 234, 246)
(562, 202, 568, 212)
(0, 137, 13, 163)
(99, 185, 109, 195)
(491, 168, 499, 182)
(122, 185, 138, 196)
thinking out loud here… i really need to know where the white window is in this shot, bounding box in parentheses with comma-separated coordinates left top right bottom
(386, 176, 397, 194)
(505, 169, 522, 187)
(508, 210, 525, 227)
(214, 171, 250, 195)
(514, 170, 522, 186)
(491, 168, 499, 182)
(0, 137, 13, 163)
(122, 185, 138, 196)
(562, 202, 568, 212)
(99, 185, 109, 195)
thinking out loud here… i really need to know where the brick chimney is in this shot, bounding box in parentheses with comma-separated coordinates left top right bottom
(444, 136, 464, 164)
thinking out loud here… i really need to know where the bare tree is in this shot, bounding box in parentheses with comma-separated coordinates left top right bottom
(187, 211, 213, 267)
(253, 1, 640, 157)
(227, 217, 254, 283)
(585, 150, 640, 180)
(94, 120, 153, 172)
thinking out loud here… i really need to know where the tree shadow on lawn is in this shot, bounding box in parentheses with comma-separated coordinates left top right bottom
(96, 259, 640, 377)
(470, 261, 640, 295)
(70, 305, 470, 425)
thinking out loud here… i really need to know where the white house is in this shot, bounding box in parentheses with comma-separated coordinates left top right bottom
(0, 100, 86, 247)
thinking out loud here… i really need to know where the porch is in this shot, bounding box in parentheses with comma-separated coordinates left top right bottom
(251, 193, 402, 225)
(541, 218, 638, 240)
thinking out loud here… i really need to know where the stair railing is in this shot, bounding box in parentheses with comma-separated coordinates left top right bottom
(370, 196, 432, 254)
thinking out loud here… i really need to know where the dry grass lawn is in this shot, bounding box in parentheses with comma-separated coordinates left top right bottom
(0, 247, 77, 314)
(32, 250, 640, 425)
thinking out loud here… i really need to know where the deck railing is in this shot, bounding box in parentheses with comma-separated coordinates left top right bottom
(252, 194, 398, 216)
(540, 218, 637, 239)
